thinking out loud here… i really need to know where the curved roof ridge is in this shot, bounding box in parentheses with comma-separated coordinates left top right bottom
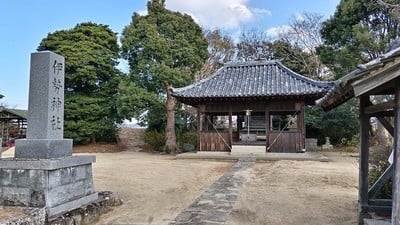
(223, 59, 278, 67)
(275, 60, 332, 88)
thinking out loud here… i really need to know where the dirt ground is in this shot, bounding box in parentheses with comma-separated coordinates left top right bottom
(91, 151, 359, 225)
(92, 152, 233, 225)
(0, 146, 359, 225)
(226, 152, 359, 225)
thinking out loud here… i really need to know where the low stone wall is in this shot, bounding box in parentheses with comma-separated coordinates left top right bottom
(118, 128, 145, 151)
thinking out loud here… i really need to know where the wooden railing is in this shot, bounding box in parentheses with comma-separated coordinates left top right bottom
(199, 131, 230, 151)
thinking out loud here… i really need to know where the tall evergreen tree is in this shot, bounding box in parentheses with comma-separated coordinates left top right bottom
(121, 0, 208, 153)
(319, 0, 400, 78)
(38, 22, 122, 143)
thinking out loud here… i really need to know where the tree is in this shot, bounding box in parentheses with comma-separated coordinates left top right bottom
(236, 28, 274, 61)
(196, 29, 235, 80)
(278, 13, 327, 80)
(305, 99, 359, 145)
(319, 0, 400, 78)
(38, 22, 123, 143)
(121, 0, 208, 153)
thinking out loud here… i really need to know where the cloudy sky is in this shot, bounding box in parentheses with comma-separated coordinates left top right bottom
(0, 0, 339, 109)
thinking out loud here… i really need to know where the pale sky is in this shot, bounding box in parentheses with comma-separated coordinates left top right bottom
(0, 0, 339, 109)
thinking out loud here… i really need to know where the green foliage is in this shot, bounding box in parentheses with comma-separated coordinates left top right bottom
(144, 130, 165, 152)
(38, 22, 123, 143)
(121, 0, 208, 93)
(117, 77, 158, 119)
(316, 45, 363, 79)
(319, 0, 400, 78)
(121, 0, 208, 151)
(305, 99, 359, 145)
(64, 94, 117, 143)
(177, 131, 197, 147)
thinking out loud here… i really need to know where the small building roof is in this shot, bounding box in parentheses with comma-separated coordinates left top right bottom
(172, 60, 333, 106)
(316, 46, 400, 111)
(0, 108, 28, 119)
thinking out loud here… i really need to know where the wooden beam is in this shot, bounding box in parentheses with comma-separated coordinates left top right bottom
(369, 164, 394, 198)
(392, 80, 400, 225)
(352, 59, 400, 97)
(370, 110, 394, 117)
(367, 199, 393, 213)
(364, 100, 396, 115)
(376, 117, 395, 137)
(359, 95, 371, 224)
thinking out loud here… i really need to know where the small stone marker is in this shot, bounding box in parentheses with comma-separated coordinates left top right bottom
(322, 137, 333, 150)
(15, 51, 72, 159)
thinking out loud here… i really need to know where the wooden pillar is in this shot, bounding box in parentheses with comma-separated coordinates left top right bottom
(359, 95, 370, 224)
(229, 106, 233, 150)
(297, 101, 306, 150)
(265, 105, 270, 152)
(392, 81, 400, 225)
(197, 105, 205, 151)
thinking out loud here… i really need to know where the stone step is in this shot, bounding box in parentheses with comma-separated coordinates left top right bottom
(231, 145, 266, 155)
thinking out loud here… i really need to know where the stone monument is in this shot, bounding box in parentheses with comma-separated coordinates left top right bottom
(0, 51, 98, 217)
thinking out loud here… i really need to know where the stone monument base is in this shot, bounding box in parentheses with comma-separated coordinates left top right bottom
(0, 155, 98, 217)
(15, 139, 73, 159)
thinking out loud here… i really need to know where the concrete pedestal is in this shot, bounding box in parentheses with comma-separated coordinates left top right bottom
(0, 155, 98, 217)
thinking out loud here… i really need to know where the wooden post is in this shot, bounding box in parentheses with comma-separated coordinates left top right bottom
(197, 105, 205, 151)
(359, 95, 370, 224)
(297, 101, 306, 150)
(265, 106, 270, 152)
(229, 106, 233, 150)
(392, 80, 400, 225)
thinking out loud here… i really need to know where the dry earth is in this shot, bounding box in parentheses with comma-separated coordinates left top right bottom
(226, 152, 359, 225)
(93, 151, 358, 225)
(92, 152, 233, 225)
(0, 146, 359, 225)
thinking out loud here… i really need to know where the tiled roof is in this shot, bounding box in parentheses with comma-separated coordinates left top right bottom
(0, 108, 28, 119)
(172, 60, 333, 104)
(316, 46, 400, 111)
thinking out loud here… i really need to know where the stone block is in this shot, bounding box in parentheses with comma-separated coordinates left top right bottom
(305, 138, 318, 152)
(47, 193, 98, 217)
(0, 169, 15, 186)
(27, 51, 65, 140)
(47, 180, 87, 207)
(29, 170, 47, 189)
(0, 155, 95, 170)
(1, 186, 30, 206)
(15, 139, 72, 159)
(30, 189, 46, 207)
(240, 134, 257, 142)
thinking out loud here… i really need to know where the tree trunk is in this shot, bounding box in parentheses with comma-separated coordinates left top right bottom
(165, 87, 178, 154)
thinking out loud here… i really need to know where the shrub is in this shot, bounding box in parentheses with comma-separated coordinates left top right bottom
(178, 131, 197, 147)
(144, 130, 165, 152)
(369, 145, 392, 199)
